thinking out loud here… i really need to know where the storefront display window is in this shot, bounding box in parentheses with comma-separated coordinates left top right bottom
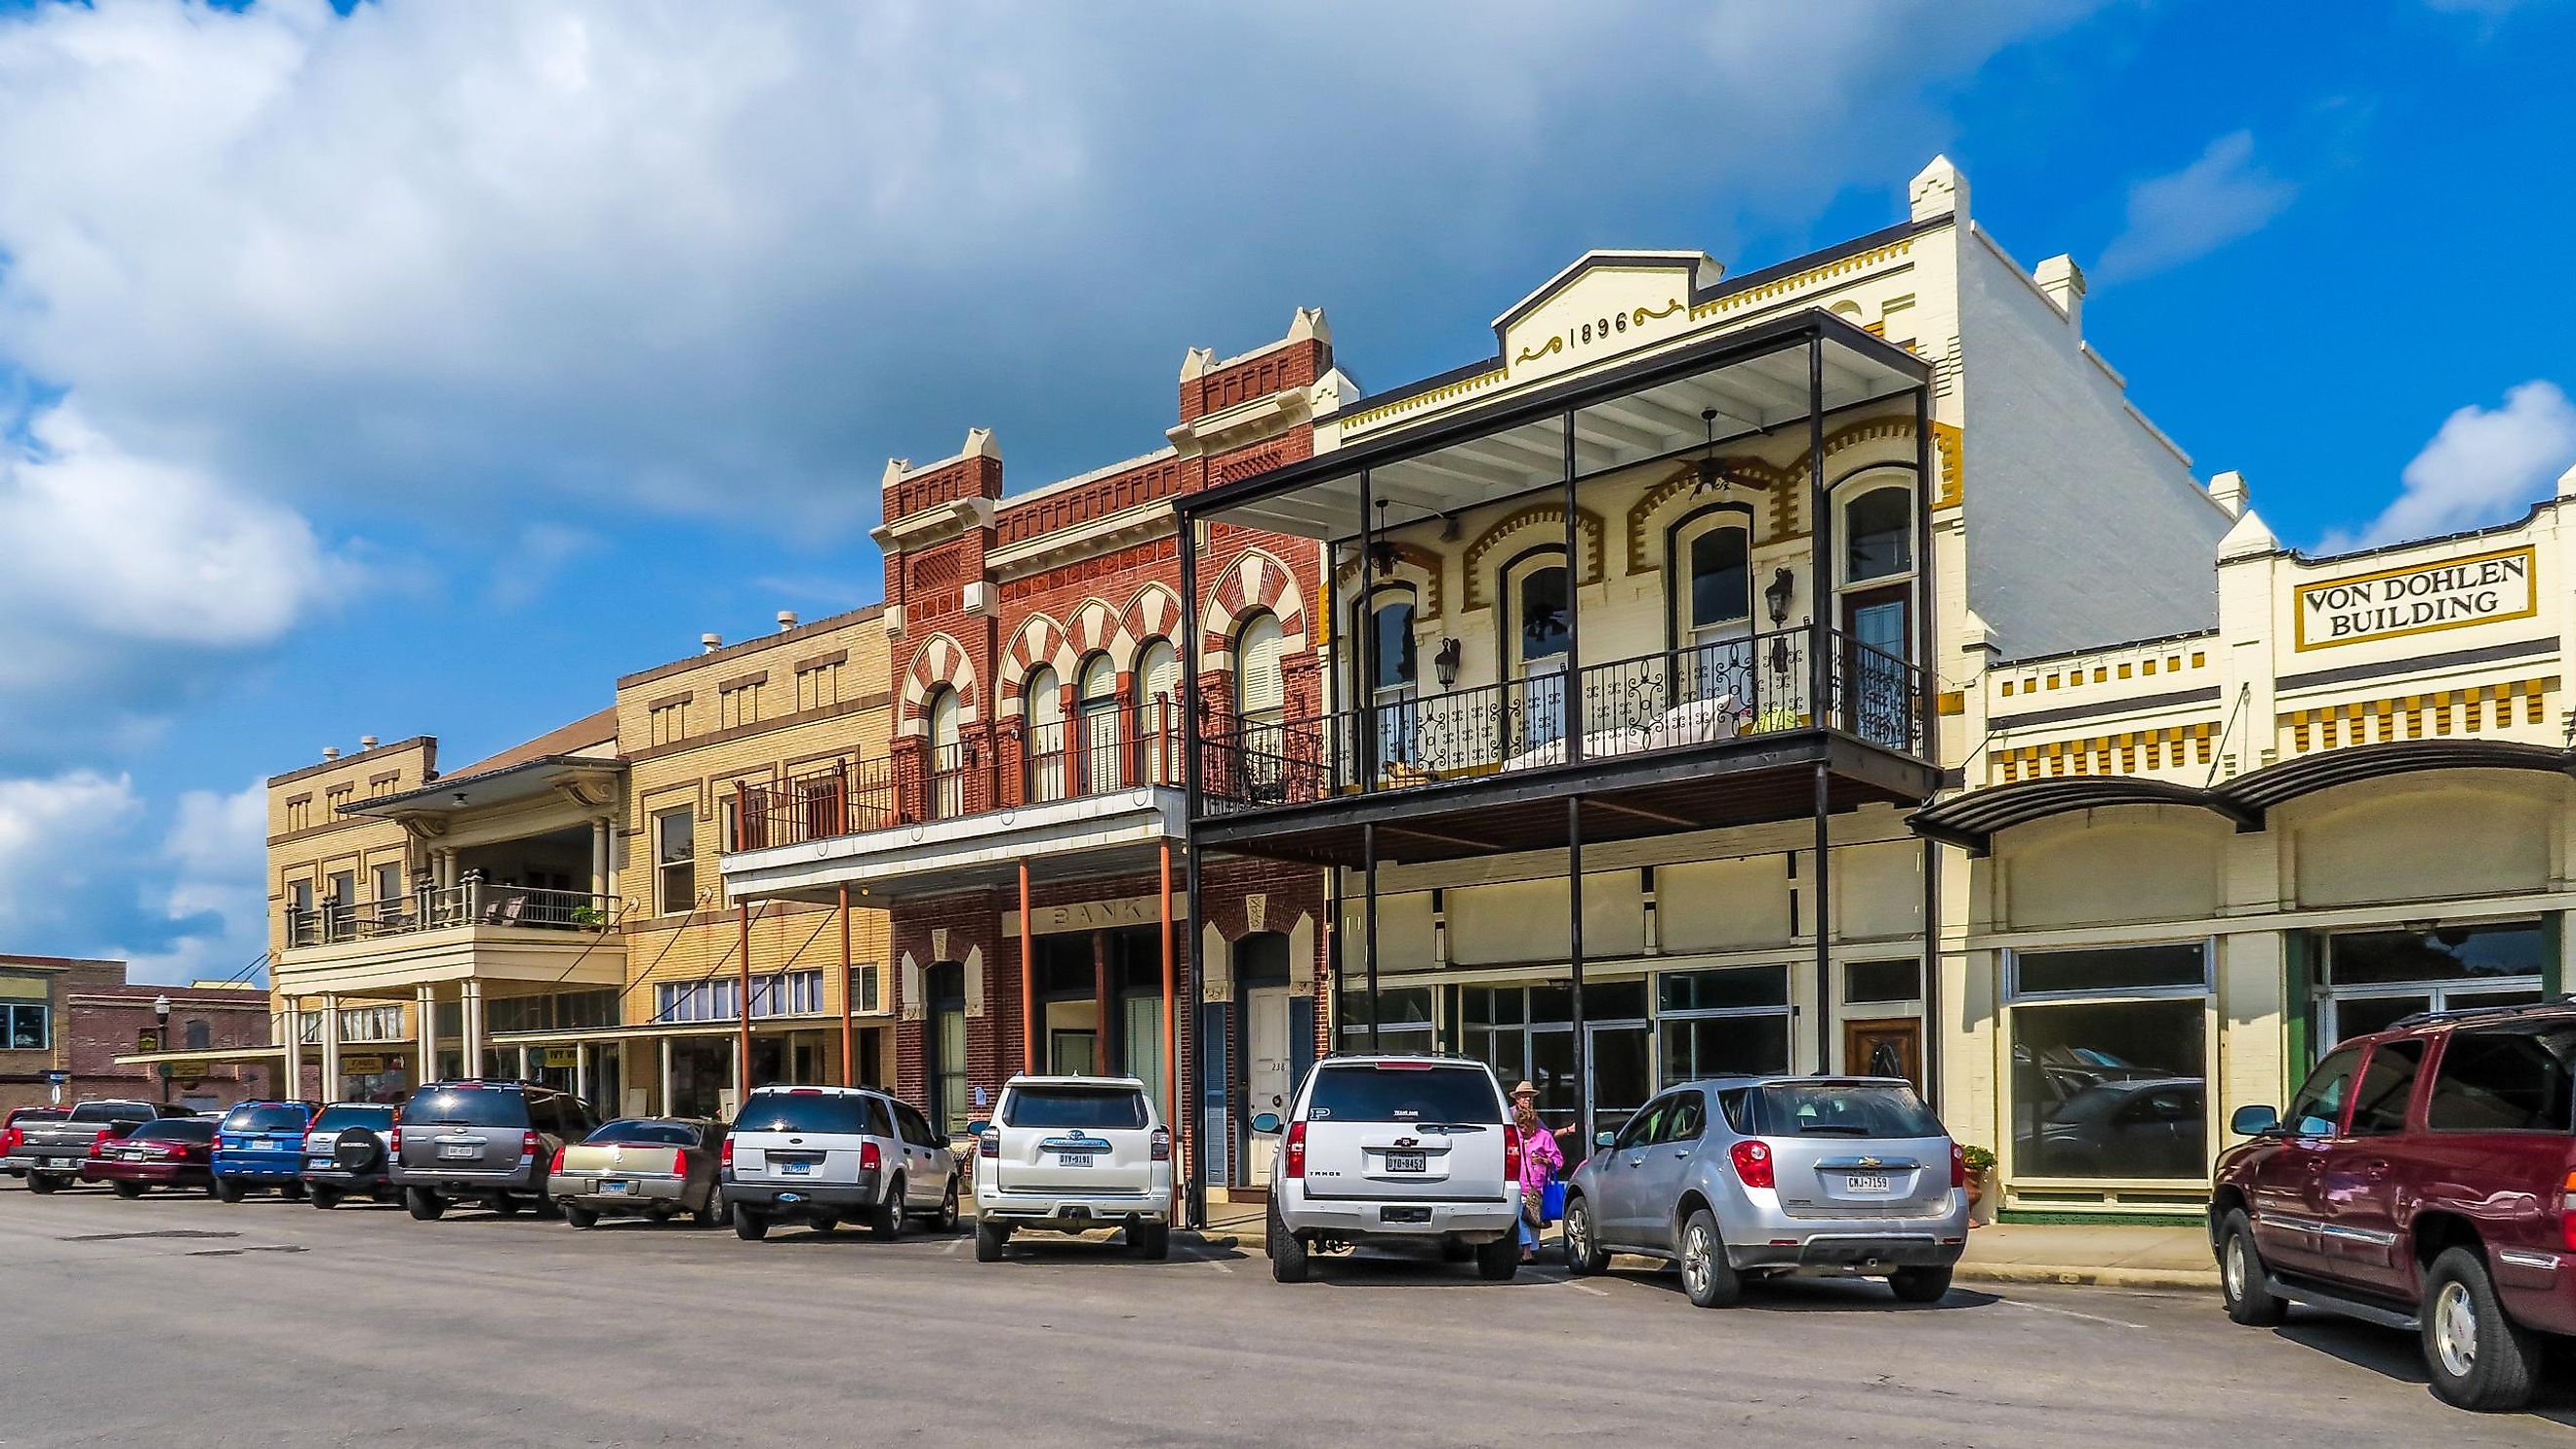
(1656, 966, 1791, 1086)
(1340, 986, 1434, 1055)
(2010, 944, 2208, 1181)
(2325, 922, 2546, 1044)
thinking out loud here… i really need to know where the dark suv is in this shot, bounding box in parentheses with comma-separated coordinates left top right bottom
(389, 1080, 598, 1221)
(2212, 1001, 2576, 1411)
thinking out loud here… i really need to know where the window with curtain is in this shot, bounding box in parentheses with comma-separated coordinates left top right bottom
(1135, 639, 1179, 785)
(1234, 613, 1287, 798)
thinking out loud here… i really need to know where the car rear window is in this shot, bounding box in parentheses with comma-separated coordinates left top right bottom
(312, 1105, 395, 1134)
(9, 1109, 64, 1126)
(222, 1104, 309, 1134)
(732, 1093, 868, 1136)
(1306, 1064, 1502, 1124)
(2428, 1026, 2576, 1133)
(402, 1087, 529, 1128)
(1003, 1086, 1148, 1131)
(130, 1120, 215, 1143)
(68, 1102, 154, 1123)
(588, 1119, 701, 1147)
(1748, 1083, 1944, 1139)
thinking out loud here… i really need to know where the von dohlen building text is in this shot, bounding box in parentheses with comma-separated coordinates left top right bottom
(169, 155, 2576, 1223)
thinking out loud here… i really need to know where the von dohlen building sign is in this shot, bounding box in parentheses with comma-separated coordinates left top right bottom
(2296, 545, 2536, 649)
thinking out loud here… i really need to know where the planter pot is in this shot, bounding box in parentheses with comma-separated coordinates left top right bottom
(1964, 1167, 1995, 1227)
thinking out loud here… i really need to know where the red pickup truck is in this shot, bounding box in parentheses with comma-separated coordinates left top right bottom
(2211, 1000, 2576, 1411)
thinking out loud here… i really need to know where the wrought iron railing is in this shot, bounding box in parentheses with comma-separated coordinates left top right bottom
(284, 877, 619, 948)
(1197, 625, 1924, 816)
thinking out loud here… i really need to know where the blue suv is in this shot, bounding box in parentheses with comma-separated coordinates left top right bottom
(214, 1101, 317, 1202)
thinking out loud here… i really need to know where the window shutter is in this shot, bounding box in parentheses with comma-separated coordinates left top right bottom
(1237, 616, 1286, 716)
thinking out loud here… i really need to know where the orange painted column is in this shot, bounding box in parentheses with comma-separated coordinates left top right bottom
(736, 903, 753, 1105)
(838, 884, 855, 1087)
(1019, 860, 1035, 1076)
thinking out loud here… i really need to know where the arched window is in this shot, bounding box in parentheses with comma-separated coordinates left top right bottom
(1835, 479, 1914, 749)
(925, 686, 963, 818)
(1844, 485, 1912, 584)
(1023, 664, 1062, 802)
(1234, 612, 1287, 799)
(1671, 508, 1753, 704)
(1503, 552, 1571, 751)
(1077, 653, 1121, 793)
(1359, 588, 1418, 766)
(1135, 638, 1179, 785)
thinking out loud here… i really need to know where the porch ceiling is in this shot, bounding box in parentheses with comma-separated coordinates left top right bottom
(1187, 309, 1927, 541)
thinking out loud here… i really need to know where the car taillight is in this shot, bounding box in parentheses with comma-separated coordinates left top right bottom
(979, 1130, 999, 1159)
(520, 1130, 540, 1161)
(89, 1130, 113, 1156)
(388, 1123, 402, 1154)
(860, 1141, 882, 1173)
(719, 1135, 735, 1169)
(1284, 1120, 1307, 1180)
(1951, 1142, 1967, 1190)
(1729, 1139, 1775, 1190)
(1503, 1124, 1523, 1186)
(2560, 1169, 2576, 1253)
(1149, 1127, 1170, 1163)
(548, 1146, 566, 1174)
(0, 1128, 18, 1154)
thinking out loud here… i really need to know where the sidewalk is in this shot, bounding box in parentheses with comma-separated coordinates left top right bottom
(1189, 1205, 2218, 1293)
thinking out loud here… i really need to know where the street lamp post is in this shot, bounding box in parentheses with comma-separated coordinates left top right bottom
(152, 993, 173, 1103)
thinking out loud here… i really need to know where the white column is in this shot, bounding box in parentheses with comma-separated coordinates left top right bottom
(281, 994, 305, 1100)
(574, 1042, 589, 1101)
(658, 1035, 675, 1115)
(416, 985, 438, 1086)
(591, 818, 613, 905)
(461, 980, 486, 1076)
(319, 993, 342, 1103)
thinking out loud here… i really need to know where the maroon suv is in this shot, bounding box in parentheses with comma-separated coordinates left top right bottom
(2211, 1000, 2576, 1411)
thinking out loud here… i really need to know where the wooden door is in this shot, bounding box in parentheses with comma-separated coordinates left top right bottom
(1843, 1017, 1922, 1089)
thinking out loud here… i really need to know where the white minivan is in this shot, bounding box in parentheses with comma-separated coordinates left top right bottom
(1254, 1055, 1522, 1283)
(971, 1075, 1171, 1261)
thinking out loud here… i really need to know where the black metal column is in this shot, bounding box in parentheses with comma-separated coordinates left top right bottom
(1813, 760, 1833, 1072)
(1178, 511, 1207, 1228)
(1914, 381, 1942, 1107)
(1568, 795, 1588, 1144)
(1561, 412, 1583, 763)
(1807, 333, 1831, 732)
(1356, 467, 1379, 789)
(1363, 822, 1382, 1051)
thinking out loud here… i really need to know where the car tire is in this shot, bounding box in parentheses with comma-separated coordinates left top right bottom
(868, 1178, 906, 1240)
(693, 1191, 725, 1228)
(564, 1204, 597, 1230)
(308, 1186, 342, 1211)
(1890, 1266, 1953, 1305)
(280, 1181, 307, 1202)
(404, 1187, 446, 1222)
(1677, 1208, 1741, 1308)
(25, 1171, 58, 1195)
(1132, 1224, 1171, 1261)
(733, 1210, 770, 1242)
(976, 1219, 1010, 1263)
(215, 1178, 246, 1204)
(2217, 1210, 2286, 1327)
(1268, 1209, 1310, 1284)
(1473, 1234, 1519, 1282)
(930, 1177, 960, 1233)
(2423, 1246, 2542, 1412)
(111, 1181, 145, 1199)
(1562, 1194, 1609, 1276)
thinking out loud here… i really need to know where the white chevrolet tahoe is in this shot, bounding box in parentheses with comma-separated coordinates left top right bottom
(970, 1075, 1172, 1261)
(1254, 1055, 1522, 1283)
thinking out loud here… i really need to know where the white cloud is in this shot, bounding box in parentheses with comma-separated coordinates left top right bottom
(2324, 381, 2576, 551)
(0, 770, 141, 930)
(2096, 131, 2298, 283)
(121, 779, 271, 986)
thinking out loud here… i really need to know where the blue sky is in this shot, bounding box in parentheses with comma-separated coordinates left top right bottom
(0, 0, 2568, 984)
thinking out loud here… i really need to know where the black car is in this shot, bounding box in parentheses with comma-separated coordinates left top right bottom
(387, 1080, 598, 1220)
(300, 1102, 400, 1209)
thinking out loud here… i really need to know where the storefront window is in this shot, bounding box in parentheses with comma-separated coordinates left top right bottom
(2011, 944, 2208, 1180)
(1339, 986, 1434, 1055)
(1657, 966, 1791, 1086)
(2325, 922, 2547, 1044)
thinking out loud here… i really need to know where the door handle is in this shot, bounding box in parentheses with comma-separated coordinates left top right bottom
(1626, 1155, 1643, 1167)
(1670, 1147, 1691, 1158)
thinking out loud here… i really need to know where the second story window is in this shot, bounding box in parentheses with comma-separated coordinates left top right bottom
(1135, 638, 1179, 784)
(1675, 511, 1753, 703)
(1077, 653, 1121, 792)
(1844, 484, 1912, 585)
(926, 686, 963, 820)
(3, 997, 50, 1050)
(1024, 665, 1064, 803)
(1363, 589, 1418, 766)
(653, 807, 695, 915)
(1505, 554, 1570, 751)
(182, 1019, 211, 1051)
(1234, 611, 1286, 747)
(372, 861, 402, 906)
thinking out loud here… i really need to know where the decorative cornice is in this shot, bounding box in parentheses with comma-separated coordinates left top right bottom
(1689, 238, 1913, 321)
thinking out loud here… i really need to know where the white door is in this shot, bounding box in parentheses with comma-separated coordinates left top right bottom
(1245, 986, 1291, 1186)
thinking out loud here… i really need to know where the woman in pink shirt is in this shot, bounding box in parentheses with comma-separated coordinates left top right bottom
(1510, 1080, 1565, 1263)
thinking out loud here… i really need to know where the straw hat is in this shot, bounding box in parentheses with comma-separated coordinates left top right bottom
(1509, 1079, 1539, 1100)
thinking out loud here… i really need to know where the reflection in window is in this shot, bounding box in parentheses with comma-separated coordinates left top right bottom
(1845, 486, 1912, 583)
(1511, 561, 1570, 752)
(2011, 962, 2207, 1180)
(2325, 922, 2546, 1045)
(1366, 592, 1419, 767)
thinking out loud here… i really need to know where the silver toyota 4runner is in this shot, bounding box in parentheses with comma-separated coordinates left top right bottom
(970, 1075, 1172, 1262)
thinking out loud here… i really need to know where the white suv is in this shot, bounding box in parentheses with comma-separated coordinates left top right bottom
(1255, 1055, 1521, 1283)
(971, 1075, 1172, 1261)
(721, 1085, 958, 1241)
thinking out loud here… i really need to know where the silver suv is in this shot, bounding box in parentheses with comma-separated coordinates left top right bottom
(1562, 1075, 1969, 1307)
(721, 1086, 959, 1241)
(389, 1080, 599, 1221)
(970, 1075, 1172, 1262)
(1256, 1055, 1521, 1284)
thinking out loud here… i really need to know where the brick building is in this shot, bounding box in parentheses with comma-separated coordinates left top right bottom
(4, 954, 276, 1112)
(723, 310, 1346, 1199)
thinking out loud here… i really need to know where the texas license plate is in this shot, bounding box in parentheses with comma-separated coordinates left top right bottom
(781, 1160, 811, 1175)
(602, 1180, 632, 1195)
(1843, 1173, 1892, 1193)
(307, 1157, 333, 1168)
(438, 1144, 477, 1160)
(1057, 1152, 1094, 1168)
(1385, 1152, 1427, 1173)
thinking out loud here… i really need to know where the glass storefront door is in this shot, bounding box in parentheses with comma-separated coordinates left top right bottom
(1587, 1022, 1651, 1149)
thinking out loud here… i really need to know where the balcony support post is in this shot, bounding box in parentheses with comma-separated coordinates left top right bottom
(415, 984, 436, 1086)
(1356, 466, 1378, 790)
(1807, 332, 1831, 734)
(1813, 761, 1833, 1072)
(320, 993, 342, 1102)
(1568, 794, 1589, 1144)
(841, 883, 858, 1089)
(1362, 822, 1381, 1051)
(736, 903, 752, 1109)
(1562, 410, 1583, 765)
(1178, 508, 1208, 1228)
(461, 979, 485, 1078)
(1019, 861, 1035, 1076)
(1159, 841, 1177, 1151)
(282, 995, 304, 1100)
(658, 1034, 675, 1117)
(1914, 379, 1943, 1108)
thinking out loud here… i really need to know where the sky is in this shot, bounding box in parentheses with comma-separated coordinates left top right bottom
(0, 0, 2569, 985)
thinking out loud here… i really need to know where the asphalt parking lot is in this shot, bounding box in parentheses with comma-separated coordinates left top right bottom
(3, 1185, 2571, 1448)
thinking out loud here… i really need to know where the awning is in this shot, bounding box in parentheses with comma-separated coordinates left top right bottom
(1911, 739, 2576, 856)
(111, 1044, 288, 1069)
(338, 753, 624, 819)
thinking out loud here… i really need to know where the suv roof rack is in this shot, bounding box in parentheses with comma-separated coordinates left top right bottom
(2384, 996, 2576, 1032)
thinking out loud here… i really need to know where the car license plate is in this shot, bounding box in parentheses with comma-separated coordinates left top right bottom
(602, 1180, 632, 1195)
(438, 1144, 477, 1160)
(1843, 1173, 1892, 1193)
(1057, 1152, 1094, 1168)
(781, 1160, 811, 1175)
(1385, 1152, 1427, 1173)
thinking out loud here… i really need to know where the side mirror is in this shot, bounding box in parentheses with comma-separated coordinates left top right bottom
(964, 1120, 988, 1138)
(1593, 1130, 1616, 1148)
(1250, 1112, 1283, 1135)
(2229, 1104, 2280, 1137)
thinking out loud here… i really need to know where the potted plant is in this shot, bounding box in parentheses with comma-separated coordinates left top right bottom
(570, 903, 610, 930)
(1958, 1145, 1996, 1223)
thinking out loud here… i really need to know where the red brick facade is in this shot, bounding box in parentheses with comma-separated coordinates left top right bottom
(0, 954, 276, 1113)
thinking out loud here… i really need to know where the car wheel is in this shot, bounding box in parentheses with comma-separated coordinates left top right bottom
(308, 1186, 342, 1211)
(693, 1191, 724, 1228)
(1677, 1208, 1741, 1308)
(1562, 1194, 1609, 1276)
(868, 1177, 906, 1240)
(976, 1220, 1010, 1263)
(1131, 1224, 1171, 1261)
(403, 1187, 446, 1222)
(2423, 1246, 2541, 1412)
(215, 1178, 246, 1204)
(1473, 1233, 1519, 1282)
(1889, 1266, 1953, 1304)
(1268, 1202, 1309, 1285)
(931, 1177, 961, 1233)
(2217, 1210, 2286, 1327)
(280, 1181, 307, 1202)
(110, 1181, 144, 1200)
(733, 1210, 770, 1242)
(564, 1204, 597, 1230)
(25, 1171, 58, 1195)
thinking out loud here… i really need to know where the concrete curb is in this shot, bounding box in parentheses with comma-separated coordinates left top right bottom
(1954, 1262, 2218, 1293)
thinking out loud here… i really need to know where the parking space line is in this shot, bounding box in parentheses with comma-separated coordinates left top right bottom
(1997, 1296, 2144, 1331)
